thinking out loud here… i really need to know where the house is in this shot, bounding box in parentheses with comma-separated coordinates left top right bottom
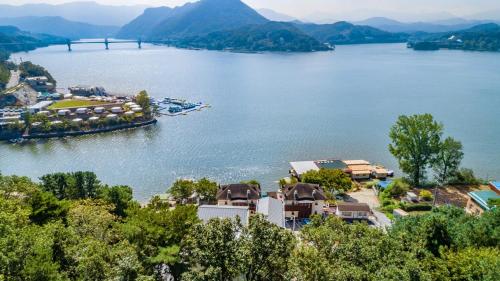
(197, 205, 250, 225)
(466, 183, 500, 215)
(216, 183, 261, 213)
(280, 183, 327, 219)
(343, 160, 373, 180)
(256, 196, 285, 228)
(335, 202, 371, 220)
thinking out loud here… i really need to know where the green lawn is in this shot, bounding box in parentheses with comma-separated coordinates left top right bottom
(48, 100, 111, 110)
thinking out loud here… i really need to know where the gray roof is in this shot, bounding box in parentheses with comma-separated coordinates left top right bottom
(257, 197, 285, 228)
(197, 205, 249, 225)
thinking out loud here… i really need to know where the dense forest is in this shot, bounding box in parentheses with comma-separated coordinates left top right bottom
(0, 171, 499, 281)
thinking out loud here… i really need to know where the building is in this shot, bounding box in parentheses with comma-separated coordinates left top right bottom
(280, 183, 327, 219)
(25, 76, 55, 92)
(216, 183, 261, 213)
(28, 101, 54, 114)
(290, 159, 390, 181)
(466, 183, 500, 215)
(197, 205, 250, 225)
(69, 86, 107, 97)
(335, 203, 371, 220)
(256, 197, 285, 228)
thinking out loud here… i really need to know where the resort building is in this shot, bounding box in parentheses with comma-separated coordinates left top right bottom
(216, 183, 261, 213)
(197, 205, 250, 225)
(466, 182, 500, 215)
(69, 86, 107, 97)
(279, 183, 327, 219)
(25, 76, 55, 92)
(290, 159, 391, 181)
(335, 202, 371, 220)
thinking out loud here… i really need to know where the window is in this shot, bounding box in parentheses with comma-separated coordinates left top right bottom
(358, 212, 367, 217)
(342, 211, 352, 217)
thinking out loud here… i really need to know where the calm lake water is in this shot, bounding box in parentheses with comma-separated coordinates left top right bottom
(2, 43, 500, 201)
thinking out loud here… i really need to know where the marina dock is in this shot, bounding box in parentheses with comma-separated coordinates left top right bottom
(154, 97, 209, 117)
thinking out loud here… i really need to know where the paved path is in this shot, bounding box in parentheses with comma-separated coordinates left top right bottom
(6, 70, 20, 89)
(347, 188, 392, 229)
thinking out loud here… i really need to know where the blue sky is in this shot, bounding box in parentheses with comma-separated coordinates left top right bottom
(2, 0, 500, 21)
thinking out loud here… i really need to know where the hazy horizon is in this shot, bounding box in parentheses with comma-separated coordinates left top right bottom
(0, 0, 500, 22)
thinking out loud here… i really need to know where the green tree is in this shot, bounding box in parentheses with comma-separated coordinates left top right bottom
(28, 190, 69, 225)
(242, 215, 296, 281)
(195, 178, 218, 202)
(301, 168, 352, 196)
(383, 178, 410, 198)
(169, 179, 195, 203)
(443, 247, 500, 280)
(182, 218, 244, 281)
(389, 114, 443, 186)
(136, 90, 151, 116)
(99, 185, 134, 217)
(433, 137, 464, 185)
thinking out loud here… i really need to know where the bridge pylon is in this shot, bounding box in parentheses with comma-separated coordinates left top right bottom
(138, 38, 142, 49)
(66, 40, 72, 52)
(104, 38, 109, 50)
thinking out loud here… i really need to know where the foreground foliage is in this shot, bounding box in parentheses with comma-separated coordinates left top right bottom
(0, 172, 499, 281)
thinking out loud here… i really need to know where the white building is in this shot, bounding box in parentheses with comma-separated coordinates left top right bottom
(197, 205, 250, 225)
(256, 197, 285, 228)
(335, 203, 371, 220)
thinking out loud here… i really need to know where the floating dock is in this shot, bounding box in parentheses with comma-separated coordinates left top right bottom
(154, 97, 209, 117)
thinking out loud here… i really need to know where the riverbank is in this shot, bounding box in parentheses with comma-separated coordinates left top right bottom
(2, 119, 157, 141)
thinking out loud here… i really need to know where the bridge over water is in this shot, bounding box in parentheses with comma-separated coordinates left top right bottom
(0, 38, 171, 52)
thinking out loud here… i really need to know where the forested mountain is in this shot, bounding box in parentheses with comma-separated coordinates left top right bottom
(0, 16, 119, 40)
(411, 23, 500, 51)
(354, 17, 492, 33)
(0, 1, 147, 26)
(117, 0, 269, 40)
(178, 21, 329, 52)
(0, 26, 65, 54)
(295, 21, 409, 45)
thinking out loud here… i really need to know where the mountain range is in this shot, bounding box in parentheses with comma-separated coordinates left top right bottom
(0, 25, 64, 55)
(0, 16, 119, 40)
(0, 1, 146, 26)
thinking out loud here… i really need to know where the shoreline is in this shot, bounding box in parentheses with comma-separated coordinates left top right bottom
(2, 119, 157, 141)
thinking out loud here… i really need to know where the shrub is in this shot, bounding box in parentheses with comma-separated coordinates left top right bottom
(401, 203, 433, 212)
(420, 190, 433, 201)
(383, 178, 410, 198)
(450, 168, 483, 185)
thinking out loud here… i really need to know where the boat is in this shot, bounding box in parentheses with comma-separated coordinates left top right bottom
(8, 138, 24, 144)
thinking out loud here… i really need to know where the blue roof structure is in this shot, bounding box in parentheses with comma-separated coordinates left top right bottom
(468, 190, 500, 211)
(377, 180, 392, 190)
(489, 182, 500, 193)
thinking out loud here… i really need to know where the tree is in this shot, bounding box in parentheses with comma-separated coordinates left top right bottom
(433, 137, 464, 185)
(168, 179, 195, 203)
(242, 215, 295, 281)
(182, 218, 244, 281)
(194, 178, 218, 202)
(136, 90, 151, 116)
(28, 190, 68, 225)
(389, 114, 443, 186)
(301, 168, 352, 196)
(383, 178, 410, 198)
(99, 185, 134, 217)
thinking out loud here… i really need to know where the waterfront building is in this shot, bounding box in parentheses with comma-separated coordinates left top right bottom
(69, 85, 107, 97)
(216, 183, 261, 214)
(290, 159, 390, 180)
(28, 101, 53, 114)
(335, 203, 371, 220)
(111, 107, 123, 113)
(256, 196, 285, 228)
(57, 109, 70, 116)
(466, 182, 500, 215)
(75, 108, 88, 114)
(279, 183, 327, 219)
(94, 107, 105, 114)
(25, 76, 55, 92)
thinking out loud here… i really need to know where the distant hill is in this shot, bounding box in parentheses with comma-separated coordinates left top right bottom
(295, 21, 409, 45)
(257, 9, 297, 22)
(355, 17, 493, 33)
(410, 23, 500, 52)
(149, 0, 268, 40)
(116, 7, 173, 39)
(0, 1, 147, 26)
(177, 21, 330, 52)
(0, 16, 119, 40)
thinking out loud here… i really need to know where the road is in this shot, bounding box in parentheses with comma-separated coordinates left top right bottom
(6, 70, 20, 89)
(347, 188, 392, 229)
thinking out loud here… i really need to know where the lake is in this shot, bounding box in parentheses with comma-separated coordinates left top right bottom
(2, 43, 500, 201)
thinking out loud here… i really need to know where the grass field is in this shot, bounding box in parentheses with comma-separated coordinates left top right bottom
(48, 100, 111, 110)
